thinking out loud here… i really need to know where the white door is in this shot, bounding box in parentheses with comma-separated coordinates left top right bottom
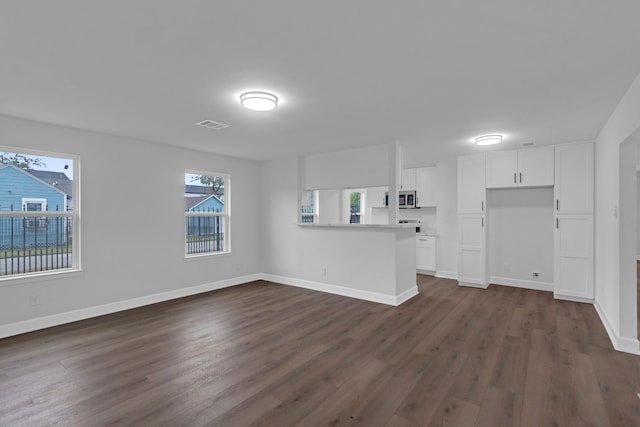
(458, 215, 486, 287)
(486, 150, 518, 188)
(554, 143, 594, 214)
(458, 154, 486, 214)
(554, 215, 594, 300)
(519, 146, 554, 187)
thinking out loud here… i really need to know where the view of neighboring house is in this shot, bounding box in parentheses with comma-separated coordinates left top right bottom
(0, 165, 71, 250)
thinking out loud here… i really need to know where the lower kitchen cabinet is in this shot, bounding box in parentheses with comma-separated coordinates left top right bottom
(554, 214, 594, 301)
(416, 235, 436, 273)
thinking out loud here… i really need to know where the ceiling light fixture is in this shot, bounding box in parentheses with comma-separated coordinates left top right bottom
(474, 134, 503, 146)
(240, 91, 278, 112)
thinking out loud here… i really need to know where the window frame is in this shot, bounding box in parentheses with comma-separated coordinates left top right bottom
(184, 170, 230, 258)
(0, 146, 81, 282)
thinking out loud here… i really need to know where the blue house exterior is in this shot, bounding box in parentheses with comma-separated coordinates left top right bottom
(0, 165, 69, 250)
(185, 194, 224, 241)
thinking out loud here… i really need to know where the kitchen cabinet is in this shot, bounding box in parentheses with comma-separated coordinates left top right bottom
(485, 146, 554, 188)
(416, 235, 436, 272)
(554, 215, 594, 301)
(457, 153, 487, 287)
(554, 142, 594, 214)
(457, 214, 487, 287)
(416, 167, 436, 207)
(457, 154, 486, 214)
(553, 142, 594, 301)
(401, 168, 416, 191)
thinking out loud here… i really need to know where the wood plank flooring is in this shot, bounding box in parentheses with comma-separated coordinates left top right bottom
(1, 276, 639, 426)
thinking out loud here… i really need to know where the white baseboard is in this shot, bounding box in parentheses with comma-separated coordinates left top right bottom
(553, 293, 594, 304)
(0, 274, 262, 340)
(458, 281, 489, 289)
(490, 276, 553, 292)
(594, 299, 640, 355)
(435, 270, 458, 280)
(260, 273, 418, 306)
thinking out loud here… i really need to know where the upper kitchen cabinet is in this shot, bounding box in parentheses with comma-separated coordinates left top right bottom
(458, 154, 486, 214)
(485, 146, 554, 188)
(554, 142, 594, 214)
(401, 168, 417, 191)
(416, 167, 436, 207)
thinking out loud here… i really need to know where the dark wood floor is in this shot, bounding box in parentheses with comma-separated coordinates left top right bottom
(1, 276, 639, 426)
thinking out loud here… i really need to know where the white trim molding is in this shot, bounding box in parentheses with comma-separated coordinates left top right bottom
(260, 273, 418, 307)
(0, 274, 261, 340)
(435, 270, 458, 280)
(594, 300, 640, 355)
(490, 276, 554, 292)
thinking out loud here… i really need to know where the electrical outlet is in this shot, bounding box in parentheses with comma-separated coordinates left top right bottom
(29, 294, 41, 306)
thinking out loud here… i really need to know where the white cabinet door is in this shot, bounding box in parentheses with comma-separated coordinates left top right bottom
(416, 167, 436, 207)
(554, 142, 593, 214)
(416, 236, 436, 271)
(554, 215, 594, 300)
(401, 168, 416, 191)
(458, 154, 486, 214)
(486, 151, 518, 188)
(457, 215, 486, 287)
(486, 147, 554, 188)
(519, 146, 554, 187)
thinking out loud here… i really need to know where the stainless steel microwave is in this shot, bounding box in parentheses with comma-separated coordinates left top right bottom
(385, 191, 417, 208)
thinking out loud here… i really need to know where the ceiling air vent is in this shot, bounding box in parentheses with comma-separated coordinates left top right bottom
(196, 120, 230, 130)
(521, 141, 536, 147)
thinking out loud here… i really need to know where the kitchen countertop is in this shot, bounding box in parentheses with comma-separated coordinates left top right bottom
(297, 223, 418, 229)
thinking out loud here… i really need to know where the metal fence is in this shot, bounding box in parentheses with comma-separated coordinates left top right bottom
(0, 205, 73, 276)
(185, 215, 225, 254)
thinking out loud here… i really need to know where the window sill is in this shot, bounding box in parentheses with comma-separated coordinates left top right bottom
(0, 268, 83, 287)
(184, 251, 232, 261)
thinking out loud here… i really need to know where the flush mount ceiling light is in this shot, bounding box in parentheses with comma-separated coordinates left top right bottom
(240, 91, 278, 112)
(474, 134, 503, 146)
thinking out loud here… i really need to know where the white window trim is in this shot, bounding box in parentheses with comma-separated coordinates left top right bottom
(184, 170, 230, 258)
(0, 146, 81, 281)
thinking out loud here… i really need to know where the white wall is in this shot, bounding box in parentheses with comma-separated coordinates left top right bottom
(595, 69, 640, 353)
(0, 114, 261, 331)
(637, 170, 640, 260)
(304, 144, 389, 190)
(487, 188, 554, 289)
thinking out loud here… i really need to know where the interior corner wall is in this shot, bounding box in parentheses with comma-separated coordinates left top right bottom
(595, 70, 640, 350)
(0, 114, 261, 330)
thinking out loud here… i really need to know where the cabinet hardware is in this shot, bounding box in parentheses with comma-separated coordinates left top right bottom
(519, 173, 522, 183)
(556, 199, 559, 210)
(514, 173, 516, 184)
(482, 217, 484, 227)
(481, 201, 484, 211)
(556, 218, 558, 229)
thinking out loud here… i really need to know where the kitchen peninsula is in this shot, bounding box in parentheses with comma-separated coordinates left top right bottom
(294, 222, 418, 305)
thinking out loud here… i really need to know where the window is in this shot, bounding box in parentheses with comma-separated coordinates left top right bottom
(300, 190, 318, 223)
(0, 148, 79, 278)
(347, 190, 365, 224)
(185, 171, 229, 256)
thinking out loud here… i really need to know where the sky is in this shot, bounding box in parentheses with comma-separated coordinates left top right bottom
(1, 151, 74, 180)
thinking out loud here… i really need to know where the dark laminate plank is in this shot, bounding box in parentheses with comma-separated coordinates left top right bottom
(0, 277, 638, 427)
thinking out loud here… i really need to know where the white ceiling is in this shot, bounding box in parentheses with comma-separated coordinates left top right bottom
(1, 1, 639, 165)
